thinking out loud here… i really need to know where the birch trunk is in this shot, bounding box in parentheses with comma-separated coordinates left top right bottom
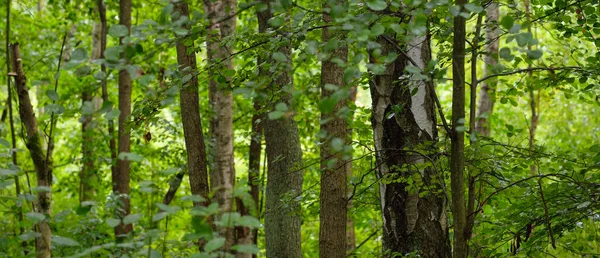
(370, 33, 450, 257)
(204, 0, 237, 249)
(475, 1, 499, 137)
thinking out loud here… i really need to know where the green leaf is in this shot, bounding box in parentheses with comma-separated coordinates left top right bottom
(0, 168, 17, 176)
(237, 216, 261, 228)
(205, 237, 226, 252)
(464, 3, 483, 13)
(104, 47, 121, 62)
(268, 111, 285, 120)
(275, 102, 288, 111)
(105, 109, 120, 120)
(152, 212, 169, 222)
(0, 138, 10, 147)
(156, 203, 181, 214)
(366, 0, 387, 11)
(118, 152, 144, 162)
(19, 232, 41, 241)
(272, 52, 287, 62)
(268, 16, 285, 27)
(138, 74, 156, 86)
(499, 47, 513, 61)
(181, 195, 206, 203)
(53, 236, 80, 246)
(527, 49, 543, 59)
(371, 23, 385, 36)
(232, 244, 260, 254)
(331, 138, 345, 152)
(26, 212, 46, 223)
(500, 15, 514, 30)
(71, 48, 88, 62)
(109, 25, 129, 37)
(106, 218, 121, 228)
(32, 186, 52, 193)
(123, 213, 142, 225)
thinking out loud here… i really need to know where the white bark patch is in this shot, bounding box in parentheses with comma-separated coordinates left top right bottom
(407, 35, 434, 139)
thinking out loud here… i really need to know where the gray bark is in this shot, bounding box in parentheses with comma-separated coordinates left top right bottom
(476, 1, 499, 137)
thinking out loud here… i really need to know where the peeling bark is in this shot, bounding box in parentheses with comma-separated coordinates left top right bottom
(370, 32, 450, 257)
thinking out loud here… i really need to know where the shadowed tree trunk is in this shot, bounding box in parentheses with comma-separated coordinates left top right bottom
(172, 0, 211, 210)
(451, 0, 468, 256)
(114, 0, 133, 238)
(204, 0, 237, 249)
(370, 31, 450, 257)
(258, 1, 304, 257)
(10, 43, 52, 258)
(476, 1, 499, 137)
(319, 2, 348, 257)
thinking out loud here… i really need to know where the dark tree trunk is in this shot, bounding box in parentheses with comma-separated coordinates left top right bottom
(370, 33, 450, 257)
(114, 0, 133, 237)
(451, 0, 468, 256)
(172, 2, 211, 208)
(319, 4, 348, 257)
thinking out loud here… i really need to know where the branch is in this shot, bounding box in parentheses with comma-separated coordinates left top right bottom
(477, 66, 584, 84)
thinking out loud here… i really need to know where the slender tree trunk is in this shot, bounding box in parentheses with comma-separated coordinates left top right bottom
(319, 5, 348, 257)
(172, 1, 211, 209)
(346, 85, 358, 254)
(96, 0, 117, 196)
(451, 0, 468, 256)
(204, 0, 237, 249)
(6, 1, 27, 253)
(80, 22, 102, 203)
(370, 32, 450, 257)
(114, 0, 133, 237)
(235, 101, 261, 258)
(475, 1, 499, 137)
(258, 1, 304, 257)
(10, 43, 52, 258)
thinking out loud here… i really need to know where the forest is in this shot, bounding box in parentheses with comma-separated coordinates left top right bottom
(0, 0, 599, 257)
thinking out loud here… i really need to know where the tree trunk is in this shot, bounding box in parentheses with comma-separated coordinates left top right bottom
(319, 6, 348, 258)
(235, 101, 261, 258)
(204, 0, 237, 249)
(10, 43, 52, 258)
(172, 2, 211, 208)
(258, 1, 304, 257)
(451, 1, 468, 257)
(475, 1, 499, 137)
(370, 33, 450, 257)
(81, 22, 102, 203)
(96, 0, 117, 198)
(115, 0, 133, 238)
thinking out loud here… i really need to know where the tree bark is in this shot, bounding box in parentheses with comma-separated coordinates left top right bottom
(258, 1, 304, 257)
(319, 5, 348, 258)
(475, 1, 499, 137)
(370, 33, 450, 257)
(96, 0, 117, 199)
(10, 43, 52, 258)
(114, 0, 133, 237)
(204, 0, 237, 249)
(451, 1, 468, 257)
(172, 2, 211, 208)
(81, 21, 102, 203)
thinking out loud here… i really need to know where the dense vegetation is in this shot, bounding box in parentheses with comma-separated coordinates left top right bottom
(1, 0, 599, 257)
